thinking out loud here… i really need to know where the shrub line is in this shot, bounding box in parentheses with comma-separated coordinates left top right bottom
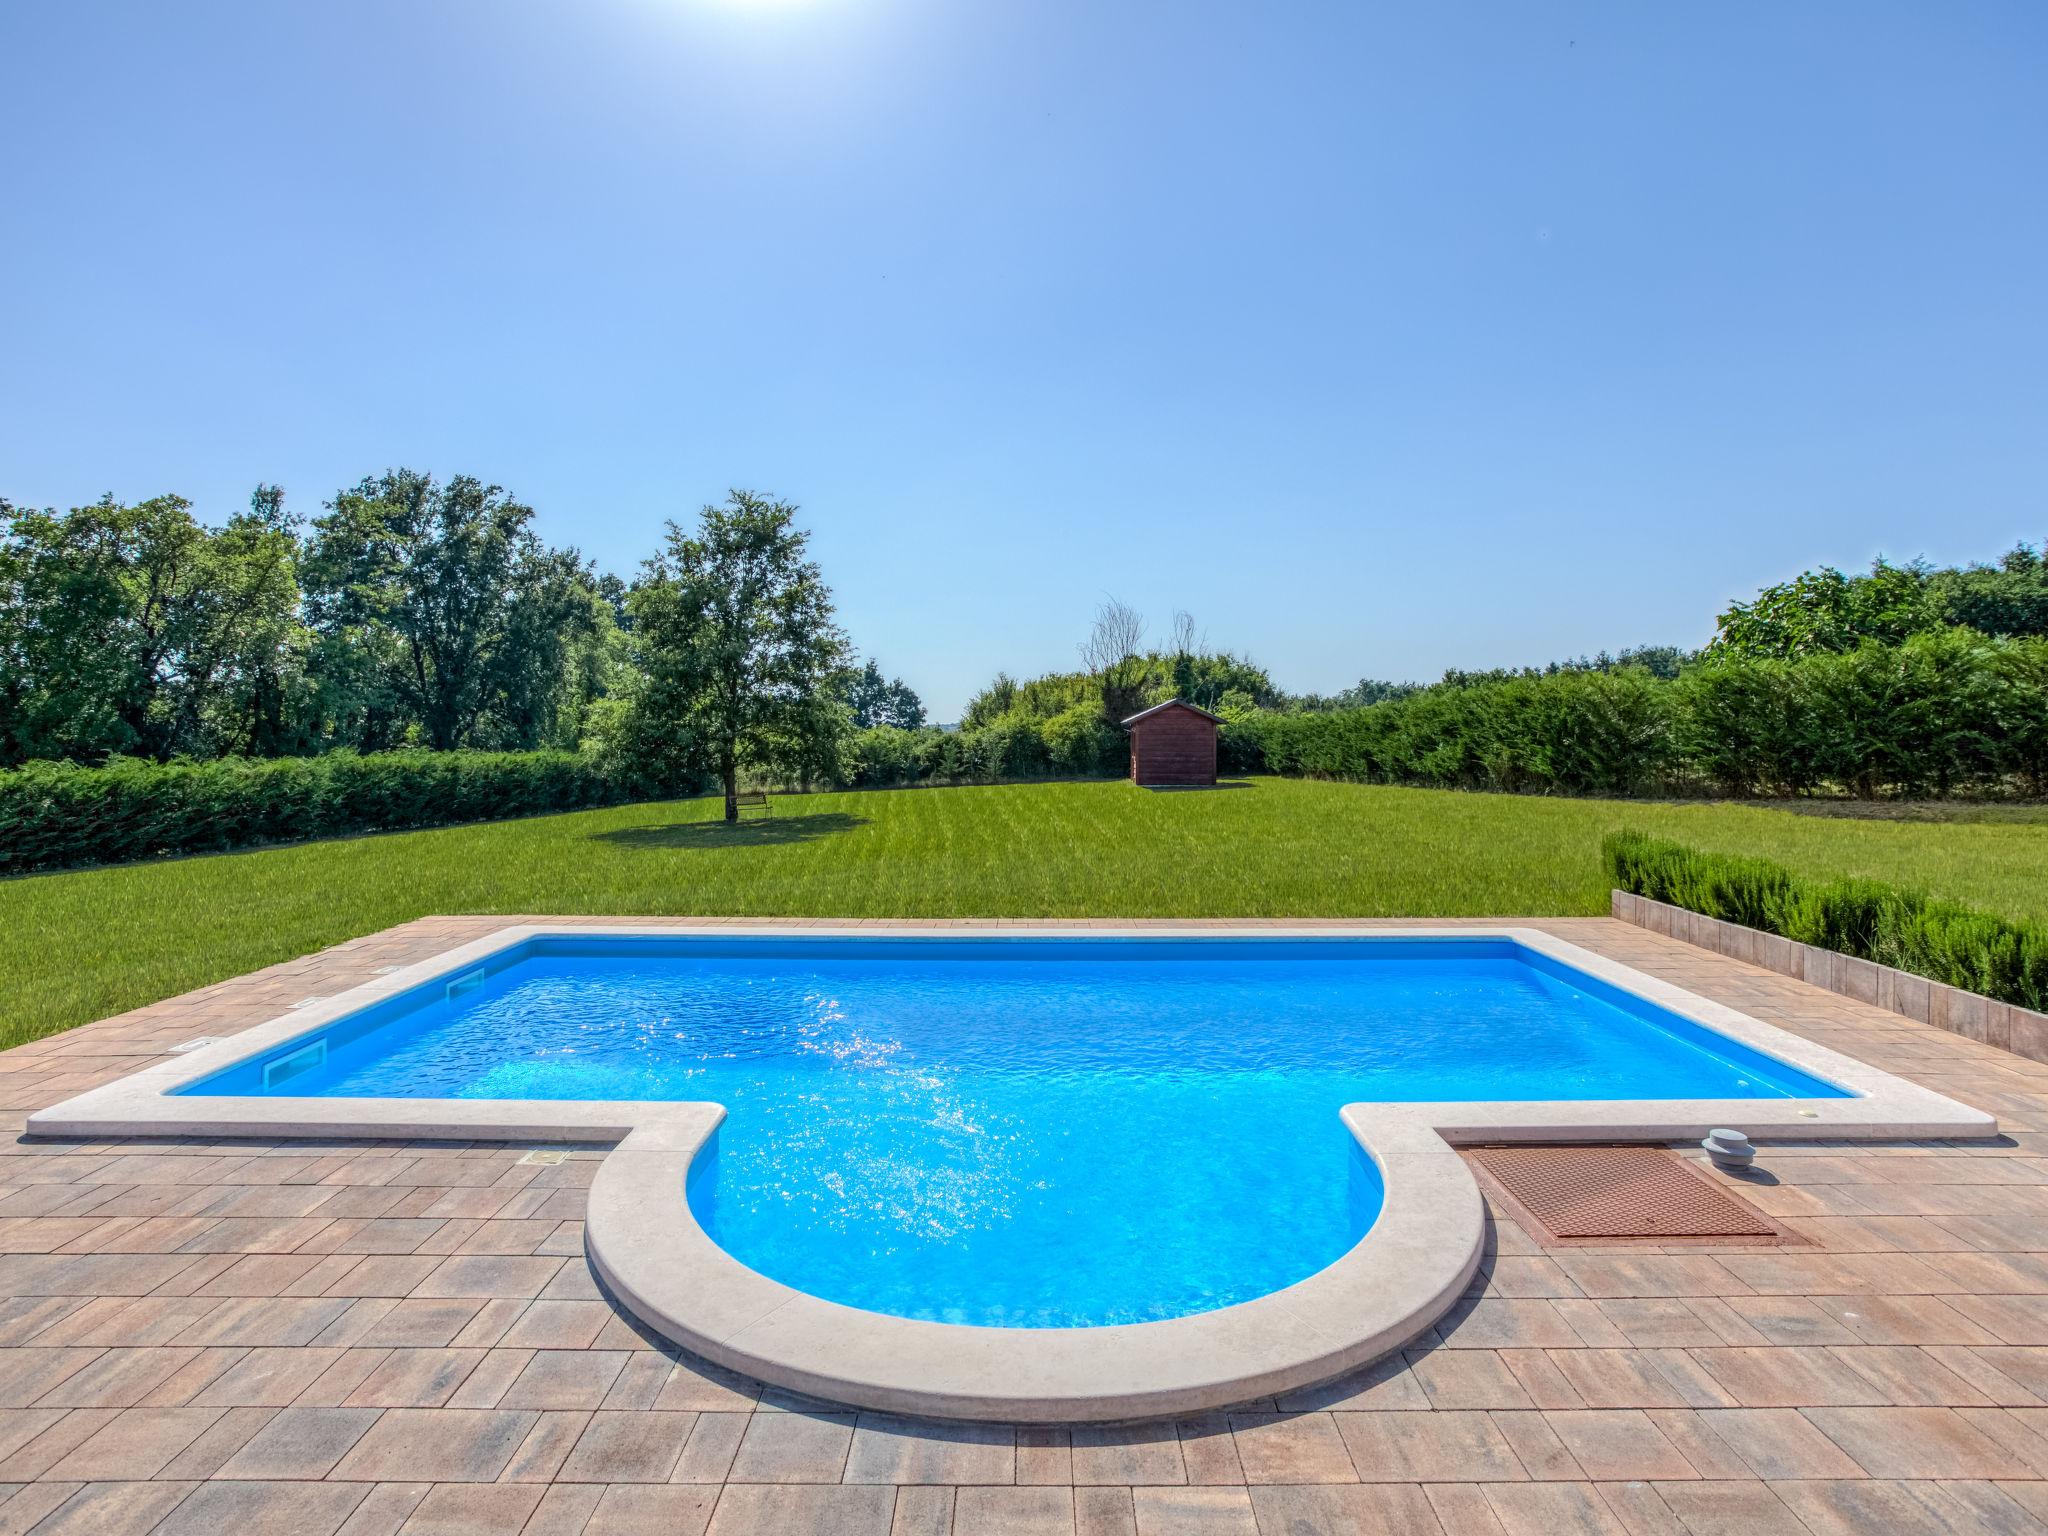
(0, 751, 634, 876)
(1604, 829, 2048, 1012)
(1223, 630, 2048, 799)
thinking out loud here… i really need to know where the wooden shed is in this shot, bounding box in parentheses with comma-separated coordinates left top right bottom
(1122, 699, 1221, 787)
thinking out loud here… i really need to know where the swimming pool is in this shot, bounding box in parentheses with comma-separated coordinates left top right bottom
(178, 933, 1844, 1328)
(36, 921, 1991, 1419)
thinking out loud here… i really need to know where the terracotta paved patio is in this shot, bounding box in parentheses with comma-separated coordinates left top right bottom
(3, 916, 2048, 1534)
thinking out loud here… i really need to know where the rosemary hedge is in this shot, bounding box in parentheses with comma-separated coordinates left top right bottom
(1604, 829, 2048, 1013)
(0, 751, 635, 875)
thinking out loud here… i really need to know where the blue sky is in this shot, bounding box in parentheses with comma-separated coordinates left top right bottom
(4, 1, 2043, 718)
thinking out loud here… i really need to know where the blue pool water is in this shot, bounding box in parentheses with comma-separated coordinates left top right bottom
(183, 936, 1845, 1327)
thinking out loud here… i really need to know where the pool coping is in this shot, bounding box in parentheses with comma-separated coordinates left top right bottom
(26, 922, 1997, 1423)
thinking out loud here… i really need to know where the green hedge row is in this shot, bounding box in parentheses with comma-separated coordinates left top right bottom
(1603, 830, 2048, 1012)
(0, 751, 634, 875)
(834, 704, 1127, 788)
(1223, 668, 1675, 795)
(1224, 630, 2048, 798)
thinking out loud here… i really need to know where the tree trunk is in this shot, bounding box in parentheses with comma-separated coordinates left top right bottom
(723, 757, 739, 823)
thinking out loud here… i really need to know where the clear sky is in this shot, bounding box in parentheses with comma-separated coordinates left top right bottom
(4, 1, 2043, 718)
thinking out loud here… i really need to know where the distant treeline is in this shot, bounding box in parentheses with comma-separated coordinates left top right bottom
(1, 477, 614, 765)
(806, 605, 1282, 790)
(787, 649, 1274, 790)
(1213, 544, 2048, 800)
(832, 545, 2048, 801)
(1286, 544, 2048, 713)
(823, 626, 2048, 800)
(8, 471, 2047, 835)
(1226, 630, 2048, 799)
(0, 478, 921, 772)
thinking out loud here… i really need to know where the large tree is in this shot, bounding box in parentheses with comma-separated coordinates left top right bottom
(172, 486, 304, 756)
(0, 492, 303, 763)
(1709, 543, 2048, 660)
(1933, 541, 2048, 639)
(301, 471, 598, 750)
(841, 658, 926, 729)
(629, 491, 846, 821)
(1710, 558, 1935, 659)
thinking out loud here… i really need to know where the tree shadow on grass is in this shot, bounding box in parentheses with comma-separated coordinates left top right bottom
(591, 812, 869, 852)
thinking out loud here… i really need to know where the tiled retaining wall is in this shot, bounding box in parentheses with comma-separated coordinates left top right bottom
(1610, 888, 2048, 1066)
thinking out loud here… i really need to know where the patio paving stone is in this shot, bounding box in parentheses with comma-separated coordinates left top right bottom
(953, 1485, 1074, 1536)
(328, 1406, 536, 1482)
(396, 1481, 545, 1535)
(1129, 1486, 1256, 1536)
(555, 1409, 693, 1483)
(844, 1415, 1014, 1486)
(215, 1404, 377, 1479)
(727, 1407, 856, 1483)
(3, 914, 2048, 1531)
(149, 1478, 369, 1536)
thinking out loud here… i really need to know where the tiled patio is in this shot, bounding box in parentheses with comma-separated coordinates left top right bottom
(3, 916, 2048, 1534)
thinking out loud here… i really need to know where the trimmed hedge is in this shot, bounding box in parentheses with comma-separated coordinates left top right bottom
(831, 708, 1126, 790)
(7, 713, 1128, 871)
(1604, 829, 2048, 1012)
(0, 751, 634, 875)
(1224, 630, 2048, 799)
(1223, 669, 1678, 794)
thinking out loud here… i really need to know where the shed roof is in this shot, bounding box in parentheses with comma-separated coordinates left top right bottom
(1120, 699, 1223, 727)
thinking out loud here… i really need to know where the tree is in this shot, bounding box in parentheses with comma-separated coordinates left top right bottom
(842, 658, 926, 729)
(629, 491, 847, 821)
(1565, 645, 1690, 681)
(174, 486, 304, 756)
(1286, 678, 1424, 711)
(0, 503, 26, 761)
(478, 545, 613, 750)
(0, 491, 305, 763)
(1711, 543, 2048, 659)
(1710, 557, 1935, 658)
(301, 471, 599, 751)
(959, 671, 1020, 730)
(1, 495, 158, 762)
(1080, 596, 1148, 723)
(1932, 541, 2048, 638)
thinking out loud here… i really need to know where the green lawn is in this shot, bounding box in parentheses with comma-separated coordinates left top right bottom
(9, 776, 2047, 1050)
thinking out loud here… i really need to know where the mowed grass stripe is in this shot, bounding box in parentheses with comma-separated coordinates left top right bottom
(7, 776, 2046, 1049)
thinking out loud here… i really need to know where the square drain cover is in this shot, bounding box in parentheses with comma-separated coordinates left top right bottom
(1465, 1144, 1781, 1242)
